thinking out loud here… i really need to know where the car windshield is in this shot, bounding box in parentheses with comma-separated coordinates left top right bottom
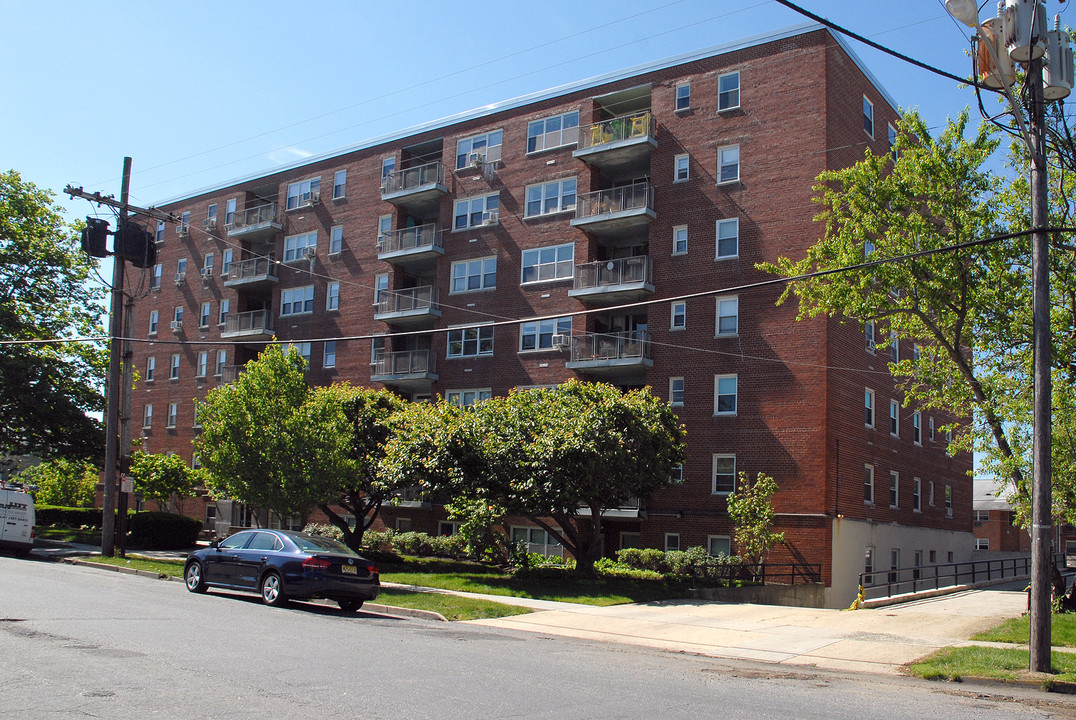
(285, 532, 358, 556)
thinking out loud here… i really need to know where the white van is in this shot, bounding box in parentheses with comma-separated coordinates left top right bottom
(0, 482, 35, 556)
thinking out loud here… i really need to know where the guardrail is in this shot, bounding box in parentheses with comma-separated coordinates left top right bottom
(858, 555, 1039, 600)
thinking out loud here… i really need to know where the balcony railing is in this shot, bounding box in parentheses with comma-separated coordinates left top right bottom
(568, 331, 651, 363)
(573, 183, 655, 221)
(370, 349, 435, 377)
(373, 286, 438, 316)
(221, 309, 273, 338)
(225, 204, 280, 236)
(222, 257, 278, 286)
(573, 256, 652, 290)
(380, 162, 446, 196)
(220, 365, 245, 384)
(576, 111, 655, 151)
(376, 224, 443, 256)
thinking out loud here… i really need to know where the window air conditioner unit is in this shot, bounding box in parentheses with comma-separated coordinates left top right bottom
(551, 334, 570, 350)
(174, 272, 186, 285)
(203, 218, 217, 230)
(480, 210, 498, 226)
(302, 246, 317, 260)
(468, 151, 485, 168)
(170, 320, 183, 332)
(308, 190, 321, 205)
(177, 225, 189, 237)
(200, 268, 213, 281)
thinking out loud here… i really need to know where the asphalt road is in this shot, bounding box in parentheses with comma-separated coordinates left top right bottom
(1, 555, 1074, 720)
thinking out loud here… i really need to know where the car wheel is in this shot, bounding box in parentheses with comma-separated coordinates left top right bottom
(337, 599, 363, 613)
(260, 571, 288, 607)
(185, 561, 208, 593)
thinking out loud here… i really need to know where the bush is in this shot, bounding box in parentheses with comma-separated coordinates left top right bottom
(303, 523, 344, 542)
(126, 511, 202, 550)
(617, 547, 670, 573)
(363, 530, 394, 553)
(391, 531, 464, 558)
(615, 546, 746, 584)
(36, 505, 109, 529)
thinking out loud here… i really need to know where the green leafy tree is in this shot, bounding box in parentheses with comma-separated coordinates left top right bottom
(726, 471, 785, 579)
(128, 451, 200, 513)
(444, 497, 508, 561)
(17, 458, 98, 507)
(0, 170, 106, 462)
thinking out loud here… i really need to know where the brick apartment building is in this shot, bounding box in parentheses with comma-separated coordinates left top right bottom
(129, 22, 973, 607)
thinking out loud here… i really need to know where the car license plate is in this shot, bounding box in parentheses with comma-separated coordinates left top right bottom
(341, 565, 357, 575)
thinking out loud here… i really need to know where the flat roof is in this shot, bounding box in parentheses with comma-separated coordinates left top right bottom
(153, 21, 897, 208)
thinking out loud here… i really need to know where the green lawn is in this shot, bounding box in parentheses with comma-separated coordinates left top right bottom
(36, 527, 102, 544)
(972, 613, 1076, 647)
(907, 645, 1076, 683)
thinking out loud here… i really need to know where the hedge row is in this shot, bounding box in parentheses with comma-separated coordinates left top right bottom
(37, 506, 202, 550)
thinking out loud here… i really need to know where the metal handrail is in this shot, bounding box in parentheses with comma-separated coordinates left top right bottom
(223, 309, 272, 335)
(224, 257, 277, 281)
(226, 203, 277, 230)
(373, 286, 438, 315)
(858, 555, 1039, 600)
(569, 331, 651, 362)
(573, 256, 652, 290)
(370, 349, 435, 376)
(574, 183, 654, 219)
(376, 224, 443, 255)
(380, 161, 445, 194)
(577, 111, 654, 150)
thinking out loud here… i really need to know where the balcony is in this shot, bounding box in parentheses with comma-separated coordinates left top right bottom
(568, 256, 654, 306)
(370, 349, 437, 392)
(225, 204, 281, 240)
(220, 365, 245, 384)
(220, 310, 274, 340)
(373, 286, 441, 327)
(570, 184, 656, 237)
(376, 223, 444, 270)
(573, 111, 657, 173)
(565, 331, 652, 380)
(222, 257, 278, 289)
(380, 162, 447, 215)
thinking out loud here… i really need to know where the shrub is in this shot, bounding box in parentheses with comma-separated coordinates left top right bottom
(303, 523, 344, 542)
(36, 505, 109, 529)
(617, 547, 670, 573)
(126, 511, 202, 550)
(363, 530, 394, 553)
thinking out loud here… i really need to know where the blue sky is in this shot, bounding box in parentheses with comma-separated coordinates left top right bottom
(3, 0, 1046, 219)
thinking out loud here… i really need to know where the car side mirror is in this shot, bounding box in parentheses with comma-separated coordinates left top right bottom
(209, 540, 220, 550)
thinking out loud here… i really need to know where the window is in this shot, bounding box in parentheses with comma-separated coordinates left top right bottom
(333, 169, 347, 200)
(448, 325, 494, 358)
(199, 302, 211, 328)
(865, 388, 875, 427)
(889, 549, 900, 583)
(283, 231, 317, 262)
(863, 96, 874, 137)
(511, 526, 563, 557)
(947, 551, 954, 563)
(670, 463, 684, 483)
(864, 547, 875, 586)
(324, 341, 336, 369)
(890, 400, 899, 436)
(889, 330, 899, 362)
(945, 485, 952, 517)
(675, 82, 691, 111)
(329, 226, 343, 254)
(718, 71, 740, 111)
(716, 218, 738, 258)
(166, 402, 178, 428)
(149, 310, 159, 335)
(374, 273, 389, 303)
(173, 305, 184, 324)
(456, 129, 503, 168)
(527, 110, 579, 153)
(203, 254, 214, 275)
(378, 214, 392, 238)
(864, 465, 874, 504)
(449, 256, 496, 294)
(525, 178, 577, 217)
(664, 533, 681, 552)
(714, 374, 737, 415)
(454, 193, 499, 229)
(913, 477, 922, 512)
(913, 344, 921, 361)
(914, 550, 923, 579)
(865, 320, 876, 351)
(929, 481, 935, 506)
(716, 296, 738, 336)
(292, 342, 312, 363)
(215, 350, 226, 376)
(929, 549, 937, 564)
(196, 351, 208, 378)
(976, 538, 990, 550)
(146, 356, 156, 383)
(674, 153, 689, 182)
(381, 156, 395, 179)
(326, 282, 340, 311)
(170, 354, 180, 380)
(142, 404, 153, 429)
(975, 509, 990, 523)
(281, 286, 315, 316)
(446, 389, 492, 406)
(218, 299, 230, 326)
(150, 264, 162, 289)
(177, 258, 187, 276)
(671, 301, 686, 330)
(888, 123, 898, 161)
(222, 249, 233, 276)
(708, 536, 731, 557)
(620, 532, 641, 549)
(913, 412, 922, 445)
(889, 471, 899, 508)
(206, 204, 217, 222)
(179, 212, 190, 234)
(712, 454, 736, 494)
(438, 521, 462, 537)
(225, 199, 236, 226)
(718, 145, 740, 184)
(520, 317, 571, 351)
(521, 243, 573, 283)
(669, 377, 685, 406)
(155, 221, 165, 244)
(286, 177, 321, 210)
(672, 225, 687, 255)
(929, 416, 935, 442)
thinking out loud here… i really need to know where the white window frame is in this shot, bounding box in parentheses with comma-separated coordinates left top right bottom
(664, 533, 681, 552)
(865, 320, 876, 352)
(283, 231, 317, 262)
(519, 317, 572, 352)
(672, 225, 687, 255)
(166, 402, 178, 429)
(717, 144, 740, 184)
(333, 169, 347, 200)
(945, 485, 953, 517)
(976, 538, 990, 550)
(329, 225, 344, 254)
(716, 218, 738, 259)
(674, 153, 689, 182)
(670, 301, 686, 330)
(929, 481, 936, 507)
(913, 411, 922, 445)
(521, 243, 574, 284)
(929, 416, 935, 442)
(669, 377, 685, 407)
(527, 110, 579, 153)
(215, 350, 227, 377)
(675, 82, 691, 111)
(225, 199, 236, 227)
(203, 253, 214, 273)
(199, 302, 211, 328)
(451, 256, 497, 293)
(716, 296, 738, 336)
(323, 341, 336, 369)
(326, 282, 340, 311)
(889, 471, 899, 509)
(525, 178, 577, 217)
(714, 374, 737, 416)
(170, 353, 180, 380)
(453, 193, 500, 230)
(447, 324, 494, 358)
(913, 477, 922, 512)
(155, 221, 165, 244)
(456, 129, 503, 169)
(222, 249, 233, 276)
(864, 547, 875, 585)
(890, 400, 899, 437)
(150, 264, 162, 289)
(445, 388, 493, 407)
(888, 123, 898, 161)
(142, 404, 153, 429)
(149, 310, 159, 335)
(718, 71, 740, 111)
(864, 464, 874, 504)
(218, 299, 230, 326)
(708, 535, 731, 557)
(712, 454, 736, 495)
(286, 177, 321, 210)
(280, 286, 315, 316)
(865, 388, 875, 428)
(196, 351, 208, 378)
(146, 356, 155, 383)
(173, 305, 184, 324)
(863, 95, 874, 138)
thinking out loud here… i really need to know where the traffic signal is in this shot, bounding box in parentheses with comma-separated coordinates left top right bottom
(81, 217, 109, 258)
(113, 222, 157, 268)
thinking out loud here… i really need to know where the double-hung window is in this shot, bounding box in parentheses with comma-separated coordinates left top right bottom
(525, 178, 576, 217)
(326, 282, 340, 311)
(199, 302, 211, 328)
(716, 296, 738, 336)
(151, 264, 162, 290)
(329, 226, 344, 254)
(280, 286, 314, 316)
(890, 400, 899, 436)
(333, 169, 347, 200)
(714, 374, 737, 415)
(142, 404, 153, 429)
(149, 310, 159, 334)
(913, 477, 922, 511)
(675, 82, 691, 111)
(218, 299, 229, 326)
(889, 471, 899, 508)
(521, 243, 573, 283)
(864, 465, 874, 504)
(453, 193, 499, 230)
(716, 218, 738, 259)
(718, 71, 740, 111)
(222, 249, 233, 276)
(215, 350, 227, 376)
(718, 145, 740, 184)
(166, 402, 178, 428)
(669, 377, 685, 406)
(865, 320, 876, 352)
(863, 96, 874, 137)
(519, 317, 571, 351)
(888, 123, 898, 161)
(451, 256, 497, 293)
(447, 325, 494, 358)
(323, 341, 336, 369)
(865, 388, 875, 427)
(527, 110, 579, 153)
(672, 225, 688, 255)
(283, 231, 317, 262)
(446, 389, 492, 406)
(286, 177, 321, 209)
(170, 354, 180, 380)
(674, 154, 689, 182)
(196, 351, 208, 378)
(146, 357, 156, 383)
(670, 302, 686, 330)
(456, 130, 502, 169)
(712, 454, 736, 494)
(913, 412, 922, 445)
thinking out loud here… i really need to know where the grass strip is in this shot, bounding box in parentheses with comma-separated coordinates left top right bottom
(972, 613, 1076, 647)
(907, 645, 1076, 683)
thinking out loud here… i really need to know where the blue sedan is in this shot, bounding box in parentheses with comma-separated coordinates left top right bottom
(184, 529, 379, 612)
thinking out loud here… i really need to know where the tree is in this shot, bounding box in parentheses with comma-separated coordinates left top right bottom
(17, 458, 98, 507)
(727, 471, 785, 579)
(128, 451, 200, 513)
(0, 170, 106, 462)
(384, 380, 687, 574)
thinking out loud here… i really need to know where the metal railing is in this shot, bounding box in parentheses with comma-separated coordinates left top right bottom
(226, 203, 277, 231)
(576, 111, 655, 150)
(373, 286, 438, 315)
(223, 256, 277, 281)
(380, 161, 445, 194)
(370, 349, 435, 376)
(573, 256, 652, 291)
(569, 331, 651, 362)
(376, 224, 443, 255)
(220, 365, 245, 384)
(687, 561, 822, 586)
(574, 183, 654, 220)
(858, 555, 1036, 600)
(222, 309, 272, 336)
